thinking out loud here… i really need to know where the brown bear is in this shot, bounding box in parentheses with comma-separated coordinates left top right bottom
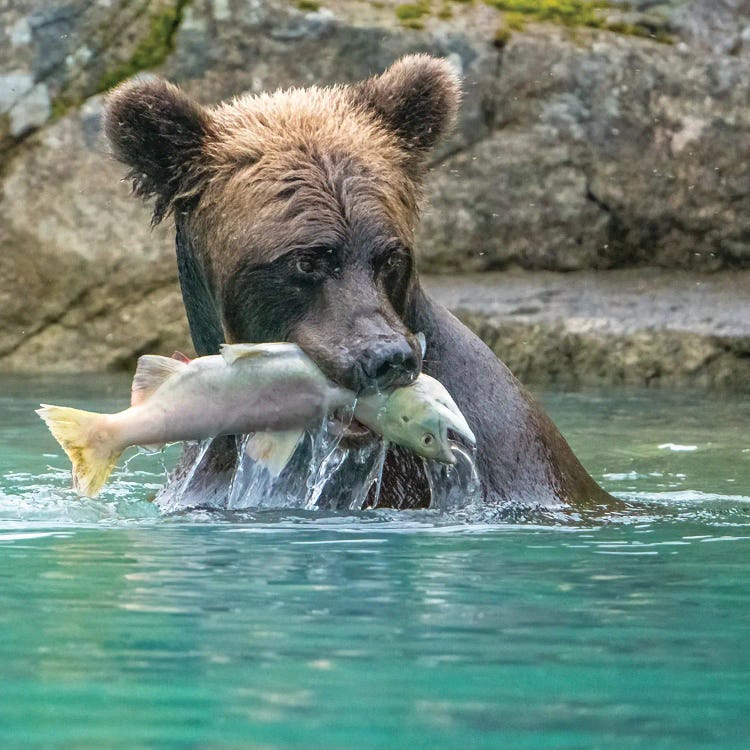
(104, 55, 615, 514)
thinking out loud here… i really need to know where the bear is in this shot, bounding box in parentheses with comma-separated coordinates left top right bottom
(103, 55, 616, 514)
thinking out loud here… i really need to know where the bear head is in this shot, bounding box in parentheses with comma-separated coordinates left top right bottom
(104, 55, 461, 394)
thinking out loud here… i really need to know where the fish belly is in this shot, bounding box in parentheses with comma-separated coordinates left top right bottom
(114, 364, 346, 448)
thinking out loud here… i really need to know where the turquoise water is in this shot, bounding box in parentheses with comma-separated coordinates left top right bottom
(1, 375, 749, 748)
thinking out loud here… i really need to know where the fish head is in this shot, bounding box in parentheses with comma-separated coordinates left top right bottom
(380, 376, 476, 464)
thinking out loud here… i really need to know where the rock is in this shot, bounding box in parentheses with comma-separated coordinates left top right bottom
(0, 97, 187, 372)
(418, 27, 750, 272)
(0, 0, 184, 149)
(419, 129, 610, 271)
(9, 81, 50, 136)
(670, 0, 750, 57)
(164, 0, 502, 156)
(4, 0, 750, 272)
(424, 270, 750, 392)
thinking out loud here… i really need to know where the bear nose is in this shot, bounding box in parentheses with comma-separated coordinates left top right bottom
(356, 340, 419, 392)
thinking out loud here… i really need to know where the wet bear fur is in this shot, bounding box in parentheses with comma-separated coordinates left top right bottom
(104, 56, 615, 514)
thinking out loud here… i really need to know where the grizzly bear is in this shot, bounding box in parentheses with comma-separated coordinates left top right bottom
(104, 55, 614, 513)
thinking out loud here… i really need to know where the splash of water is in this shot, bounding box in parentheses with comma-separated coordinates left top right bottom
(157, 438, 215, 514)
(423, 441, 483, 511)
(157, 420, 478, 514)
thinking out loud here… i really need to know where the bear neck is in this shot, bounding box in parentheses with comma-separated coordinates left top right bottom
(175, 218, 224, 356)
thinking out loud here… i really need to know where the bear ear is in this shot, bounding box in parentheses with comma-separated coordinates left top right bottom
(353, 55, 461, 171)
(104, 77, 212, 224)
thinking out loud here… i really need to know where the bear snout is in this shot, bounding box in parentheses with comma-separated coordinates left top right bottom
(354, 339, 420, 393)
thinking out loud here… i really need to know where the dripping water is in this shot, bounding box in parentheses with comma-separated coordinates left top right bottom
(157, 438, 215, 513)
(157, 419, 480, 513)
(423, 441, 482, 511)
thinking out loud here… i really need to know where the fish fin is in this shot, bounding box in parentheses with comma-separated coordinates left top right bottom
(220, 343, 279, 365)
(36, 405, 122, 497)
(245, 430, 303, 477)
(131, 354, 187, 407)
(170, 350, 192, 363)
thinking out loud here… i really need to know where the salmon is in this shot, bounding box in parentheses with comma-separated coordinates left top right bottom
(37, 343, 474, 496)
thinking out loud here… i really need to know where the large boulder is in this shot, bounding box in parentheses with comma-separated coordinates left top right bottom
(0, 97, 186, 372)
(420, 26, 750, 271)
(0, 0, 183, 150)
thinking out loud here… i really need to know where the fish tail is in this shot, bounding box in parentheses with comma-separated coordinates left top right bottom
(36, 405, 121, 497)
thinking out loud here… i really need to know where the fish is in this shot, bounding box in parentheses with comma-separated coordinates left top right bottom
(36, 342, 475, 497)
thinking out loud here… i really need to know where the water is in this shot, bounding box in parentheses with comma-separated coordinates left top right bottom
(1, 374, 749, 748)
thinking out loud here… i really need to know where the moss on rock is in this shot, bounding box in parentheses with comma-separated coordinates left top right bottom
(483, 0, 672, 41)
(98, 1, 190, 92)
(484, 0, 610, 27)
(395, 1, 431, 28)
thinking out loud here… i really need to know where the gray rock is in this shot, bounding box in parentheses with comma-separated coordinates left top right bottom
(424, 270, 750, 391)
(0, 98, 186, 372)
(418, 27, 750, 271)
(0, 70, 34, 113)
(9, 81, 50, 136)
(419, 129, 610, 271)
(0, 0, 184, 148)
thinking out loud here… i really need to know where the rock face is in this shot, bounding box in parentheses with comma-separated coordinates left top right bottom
(0, 97, 185, 372)
(422, 28, 750, 272)
(2, 0, 750, 382)
(425, 270, 750, 392)
(0, 0, 184, 148)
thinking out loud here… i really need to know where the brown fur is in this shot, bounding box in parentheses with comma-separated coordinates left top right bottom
(105, 54, 461, 280)
(104, 56, 615, 512)
(195, 87, 421, 286)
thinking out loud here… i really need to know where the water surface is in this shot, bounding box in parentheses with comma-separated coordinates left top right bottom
(1, 375, 749, 748)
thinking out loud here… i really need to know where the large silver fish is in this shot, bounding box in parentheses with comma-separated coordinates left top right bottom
(37, 343, 475, 497)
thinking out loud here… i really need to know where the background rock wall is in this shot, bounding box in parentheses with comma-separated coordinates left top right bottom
(2, 0, 750, 383)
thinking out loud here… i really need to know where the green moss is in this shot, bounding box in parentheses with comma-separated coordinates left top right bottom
(606, 19, 672, 43)
(395, 2, 430, 22)
(484, 0, 607, 27)
(0, 112, 10, 145)
(504, 11, 527, 29)
(437, 4, 454, 19)
(482, 0, 672, 40)
(297, 0, 321, 10)
(50, 96, 75, 121)
(98, 1, 190, 92)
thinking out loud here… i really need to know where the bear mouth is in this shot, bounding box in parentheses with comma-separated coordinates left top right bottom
(326, 408, 377, 448)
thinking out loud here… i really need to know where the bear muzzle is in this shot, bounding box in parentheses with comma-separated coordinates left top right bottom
(353, 339, 420, 393)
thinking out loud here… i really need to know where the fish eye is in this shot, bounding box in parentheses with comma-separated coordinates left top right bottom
(421, 433, 434, 447)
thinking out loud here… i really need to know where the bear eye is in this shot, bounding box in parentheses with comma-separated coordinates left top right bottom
(295, 257, 320, 276)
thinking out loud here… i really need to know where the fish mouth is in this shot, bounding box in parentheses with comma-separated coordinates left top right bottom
(326, 408, 377, 448)
(447, 428, 475, 450)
